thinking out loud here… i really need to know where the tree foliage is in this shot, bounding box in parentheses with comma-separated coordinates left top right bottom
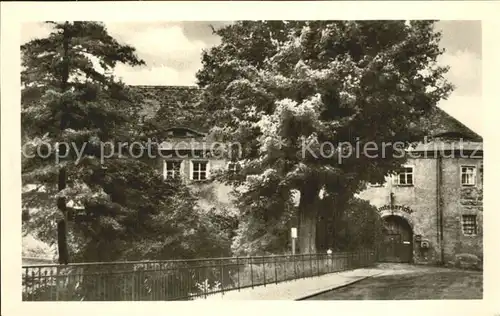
(197, 21, 453, 253)
(319, 197, 384, 251)
(230, 177, 296, 256)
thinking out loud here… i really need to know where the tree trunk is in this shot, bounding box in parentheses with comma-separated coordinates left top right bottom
(57, 23, 70, 265)
(57, 169, 69, 264)
(298, 208, 317, 254)
(316, 198, 334, 252)
(57, 217, 68, 263)
(331, 200, 347, 251)
(297, 185, 319, 254)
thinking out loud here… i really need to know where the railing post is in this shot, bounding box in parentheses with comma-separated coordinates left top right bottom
(300, 254, 306, 279)
(237, 257, 240, 291)
(317, 254, 320, 276)
(293, 254, 296, 280)
(284, 256, 287, 281)
(131, 268, 136, 301)
(329, 253, 333, 273)
(250, 257, 254, 289)
(204, 267, 208, 299)
(55, 267, 60, 301)
(220, 259, 224, 295)
(274, 255, 278, 284)
(263, 257, 266, 287)
(309, 253, 312, 276)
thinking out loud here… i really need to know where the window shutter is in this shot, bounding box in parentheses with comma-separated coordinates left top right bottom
(189, 161, 194, 180)
(162, 160, 167, 181)
(179, 160, 185, 179)
(206, 161, 211, 179)
(392, 173, 398, 185)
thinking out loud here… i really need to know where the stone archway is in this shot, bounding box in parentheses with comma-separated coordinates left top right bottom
(379, 214, 413, 263)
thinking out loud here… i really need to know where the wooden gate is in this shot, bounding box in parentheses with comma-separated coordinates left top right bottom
(380, 215, 413, 263)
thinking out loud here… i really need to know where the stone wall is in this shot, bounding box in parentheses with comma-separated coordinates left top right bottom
(154, 152, 237, 214)
(440, 158, 483, 264)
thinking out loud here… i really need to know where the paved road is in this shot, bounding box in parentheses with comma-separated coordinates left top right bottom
(305, 263, 483, 300)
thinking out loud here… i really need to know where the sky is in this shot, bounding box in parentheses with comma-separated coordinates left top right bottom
(20, 20, 482, 135)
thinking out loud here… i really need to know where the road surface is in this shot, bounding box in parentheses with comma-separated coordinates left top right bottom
(305, 263, 482, 300)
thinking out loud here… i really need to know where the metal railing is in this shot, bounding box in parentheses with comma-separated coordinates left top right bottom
(22, 249, 376, 301)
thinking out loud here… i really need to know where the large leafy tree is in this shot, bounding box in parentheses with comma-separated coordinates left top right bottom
(21, 22, 229, 263)
(197, 21, 452, 253)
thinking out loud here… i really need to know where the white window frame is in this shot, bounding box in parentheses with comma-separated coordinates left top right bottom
(190, 160, 210, 181)
(393, 165, 414, 186)
(461, 165, 477, 186)
(461, 214, 478, 236)
(163, 160, 183, 180)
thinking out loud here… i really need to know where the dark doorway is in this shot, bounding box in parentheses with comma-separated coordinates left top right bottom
(379, 215, 413, 263)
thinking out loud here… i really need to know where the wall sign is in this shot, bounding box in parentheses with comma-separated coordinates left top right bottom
(377, 204, 414, 214)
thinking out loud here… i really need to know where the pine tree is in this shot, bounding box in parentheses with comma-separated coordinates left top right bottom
(22, 21, 146, 264)
(197, 21, 453, 253)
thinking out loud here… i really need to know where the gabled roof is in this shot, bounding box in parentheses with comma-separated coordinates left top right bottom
(164, 127, 207, 138)
(418, 106, 482, 142)
(158, 140, 215, 151)
(158, 127, 214, 151)
(132, 85, 210, 133)
(132, 85, 482, 143)
(132, 85, 201, 120)
(410, 140, 482, 153)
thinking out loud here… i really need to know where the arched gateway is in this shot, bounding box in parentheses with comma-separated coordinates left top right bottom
(379, 215, 413, 263)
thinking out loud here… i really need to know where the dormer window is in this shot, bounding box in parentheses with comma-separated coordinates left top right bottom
(164, 127, 207, 139)
(191, 161, 209, 181)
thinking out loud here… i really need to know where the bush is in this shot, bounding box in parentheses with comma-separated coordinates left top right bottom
(452, 253, 482, 271)
(318, 197, 384, 252)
